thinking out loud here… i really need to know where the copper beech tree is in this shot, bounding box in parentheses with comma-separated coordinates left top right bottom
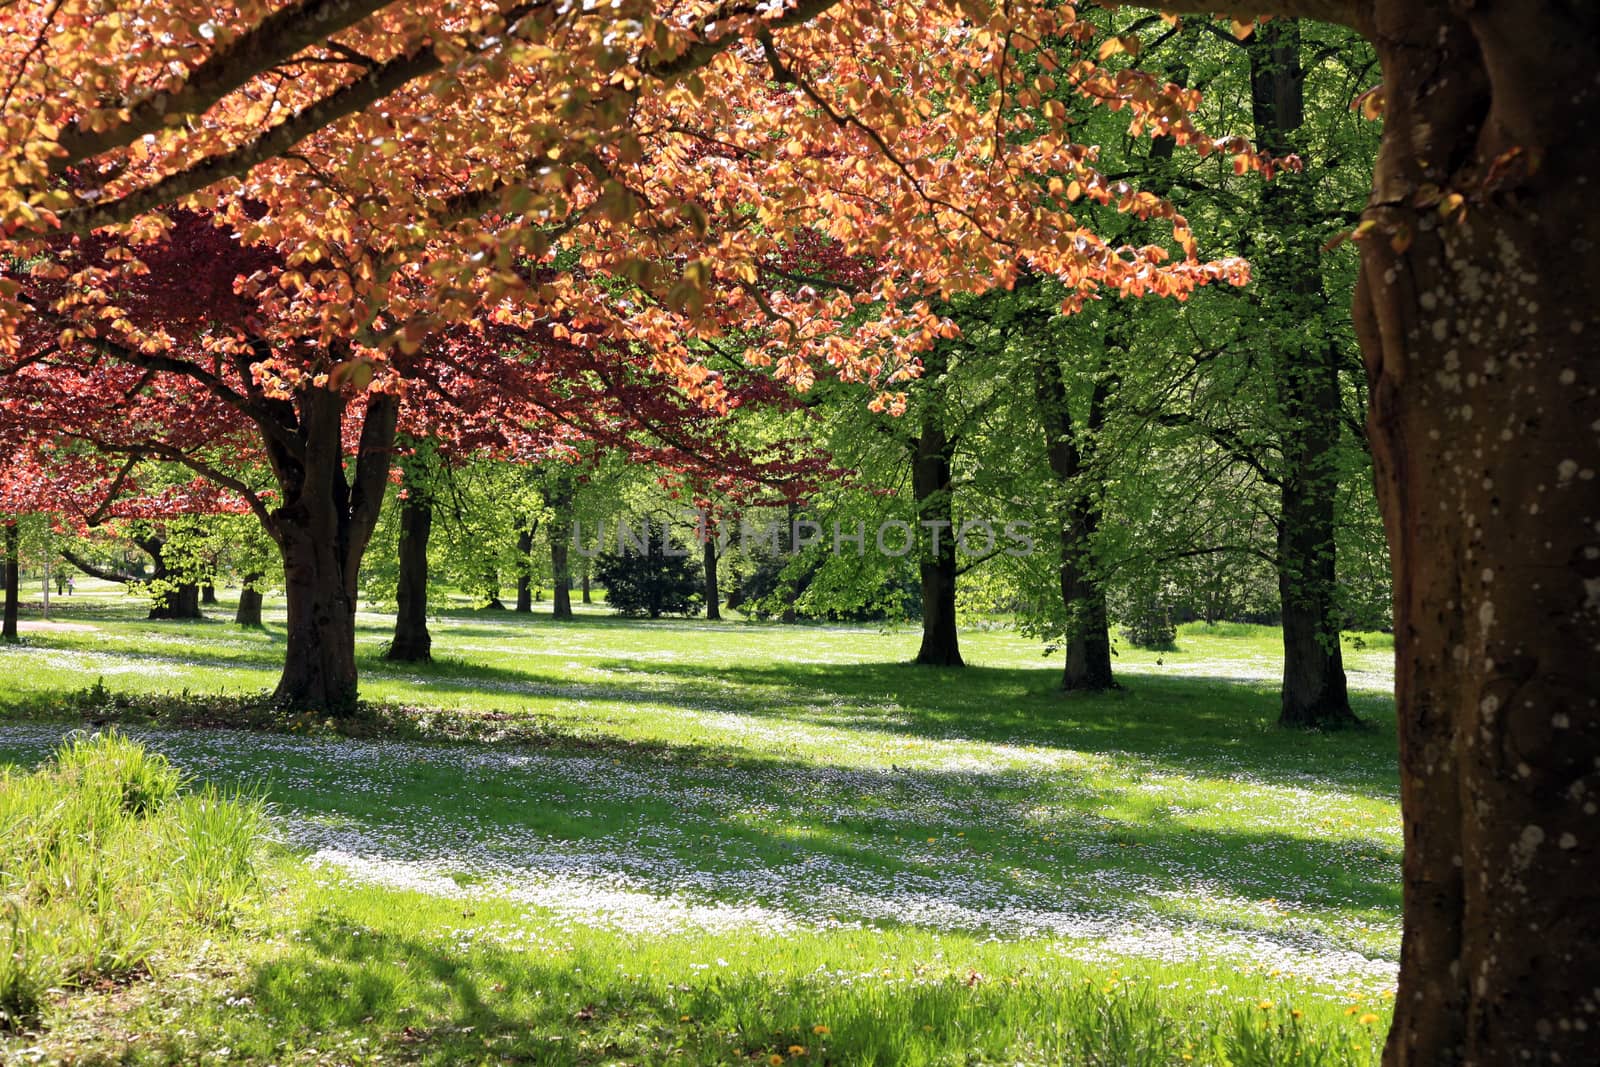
(2, 0, 1596, 1063)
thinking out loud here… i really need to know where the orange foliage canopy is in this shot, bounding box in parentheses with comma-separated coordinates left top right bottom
(1, 0, 1269, 407)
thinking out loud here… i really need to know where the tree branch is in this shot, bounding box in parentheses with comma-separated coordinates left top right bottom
(51, 0, 399, 172)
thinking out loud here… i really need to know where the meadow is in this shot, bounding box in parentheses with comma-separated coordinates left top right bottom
(0, 580, 1401, 1065)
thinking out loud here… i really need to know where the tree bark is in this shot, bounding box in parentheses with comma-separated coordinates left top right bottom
(547, 482, 574, 620)
(581, 571, 591, 604)
(129, 534, 202, 621)
(264, 387, 398, 714)
(1342, 4, 1600, 1062)
(201, 581, 218, 605)
(703, 534, 721, 620)
(1247, 19, 1358, 728)
(235, 574, 264, 627)
(1033, 345, 1117, 691)
(386, 488, 432, 662)
(2, 523, 19, 643)
(912, 364, 963, 665)
(514, 520, 535, 613)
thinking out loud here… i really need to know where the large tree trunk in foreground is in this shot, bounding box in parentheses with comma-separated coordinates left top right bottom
(1341, 4, 1600, 1062)
(2, 523, 18, 643)
(235, 574, 263, 628)
(386, 490, 433, 662)
(265, 388, 398, 714)
(1247, 20, 1357, 728)
(1033, 344, 1116, 692)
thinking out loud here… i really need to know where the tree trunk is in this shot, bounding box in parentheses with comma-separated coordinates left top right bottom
(276, 522, 362, 711)
(1343, 5, 1600, 1062)
(265, 388, 398, 714)
(581, 572, 591, 604)
(2, 523, 19, 643)
(1246, 20, 1358, 729)
(201, 581, 218, 605)
(1277, 465, 1354, 726)
(912, 380, 963, 666)
(1033, 342, 1117, 691)
(235, 575, 263, 627)
(703, 534, 721, 620)
(134, 536, 202, 622)
(551, 536, 572, 619)
(386, 490, 432, 662)
(548, 486, 574, 620)
(515, 523, 534, 613)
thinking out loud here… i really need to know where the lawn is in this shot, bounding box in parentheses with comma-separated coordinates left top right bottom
(0, 582, 1401, 1065)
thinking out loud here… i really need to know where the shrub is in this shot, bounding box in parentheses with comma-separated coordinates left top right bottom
(593, 533, 702, 618)
(0, 732, 265, 1032)
(1121, 592, 1178, 651)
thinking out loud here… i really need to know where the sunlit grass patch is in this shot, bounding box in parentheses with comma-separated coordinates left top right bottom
(0, 732, 265, 1033)
(1, 592, 1400, 1062)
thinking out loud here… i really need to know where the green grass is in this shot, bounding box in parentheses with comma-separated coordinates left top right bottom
(0, 583, 1400, 1064)
(0, 733, 264, 1033)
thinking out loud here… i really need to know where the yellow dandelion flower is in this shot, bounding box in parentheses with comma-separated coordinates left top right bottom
(1258, 999, 1274, 1010)
(788, 1046, 807, 1055)
(812, 1025, 830, 1036)
(680, 1015, 692, 1022)
(1359, 1013, 1380, 1025)
(1291, 1009, 1303, 1019)
(770, 1055, 785, 1066)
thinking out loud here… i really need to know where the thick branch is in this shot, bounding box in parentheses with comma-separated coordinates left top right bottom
(1125, 2, 1362, 31)
(60, 547, 141, 584)
(51, 0, 398, 173)
(59, 1, 552, 232)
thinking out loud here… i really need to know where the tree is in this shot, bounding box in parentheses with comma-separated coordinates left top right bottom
(386, 439, 437, 662)
(1144, 1, 1598, 1061)
(8, 0, 1592, 1055)
(593, 527, 701, 619)
(2, 520, 18, 642)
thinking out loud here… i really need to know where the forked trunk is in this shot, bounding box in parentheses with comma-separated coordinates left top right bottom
(263, 387, 398, 714)
(386, 491, 432, 662)
(2, 523, 18, 643)
(1347, 5, 1600, 1062)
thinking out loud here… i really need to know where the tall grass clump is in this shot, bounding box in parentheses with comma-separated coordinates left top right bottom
(0, 731, 265, 1032)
